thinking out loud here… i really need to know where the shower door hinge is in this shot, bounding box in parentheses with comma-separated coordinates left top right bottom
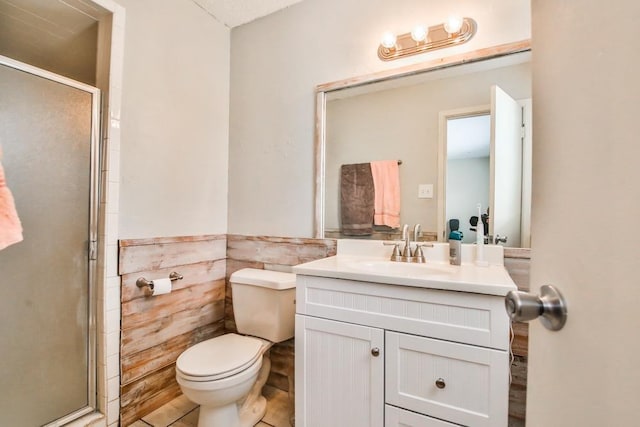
(89, 240, 98, 261)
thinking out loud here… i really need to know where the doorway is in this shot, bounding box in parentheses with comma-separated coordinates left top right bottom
(446, 113, 491, 243)
(438, 86, 531, 248)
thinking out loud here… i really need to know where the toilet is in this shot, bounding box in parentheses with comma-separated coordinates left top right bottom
(175, 268, 296, 427)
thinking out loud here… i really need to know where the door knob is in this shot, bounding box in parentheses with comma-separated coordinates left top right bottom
(371, 347, 380, 357)
(504, 285, 568, 331)
(494, 234, 508, 244)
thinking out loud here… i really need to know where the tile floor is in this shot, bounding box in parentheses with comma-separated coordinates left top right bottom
(129, 385, 293, 427)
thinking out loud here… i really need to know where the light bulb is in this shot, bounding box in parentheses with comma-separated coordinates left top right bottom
(444, 15, 463, 34)
(410, 25, 427, 42)
(380, 31, 397, 49)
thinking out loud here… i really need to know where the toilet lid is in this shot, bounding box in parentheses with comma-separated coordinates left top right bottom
(176, 334, 264, 379)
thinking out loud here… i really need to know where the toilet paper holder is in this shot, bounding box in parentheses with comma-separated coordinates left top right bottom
(136, 271, 183, 295)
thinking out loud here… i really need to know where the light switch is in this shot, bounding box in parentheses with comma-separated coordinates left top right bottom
(418, 184, 433, 199)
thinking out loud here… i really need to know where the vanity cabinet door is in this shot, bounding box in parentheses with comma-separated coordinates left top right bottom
(385, 332, 509, 427)
(295, 315, 384, 427)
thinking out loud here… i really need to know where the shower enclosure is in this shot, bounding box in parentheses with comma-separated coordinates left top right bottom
(0, 56, 100, 426)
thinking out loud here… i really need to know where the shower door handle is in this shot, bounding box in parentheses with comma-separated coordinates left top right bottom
(504, 285, 568, 331)
(89, 239, 98, 261)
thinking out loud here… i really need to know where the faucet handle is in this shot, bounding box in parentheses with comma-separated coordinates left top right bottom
(413, 242, 434, 263)
(416, 242, 434, 248)
(383, 241, 403, 262)
(413, 245, 425, 263)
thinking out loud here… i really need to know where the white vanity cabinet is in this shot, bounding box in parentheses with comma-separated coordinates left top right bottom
(295, 315, 384, 427)
(295, 274, 512, 427)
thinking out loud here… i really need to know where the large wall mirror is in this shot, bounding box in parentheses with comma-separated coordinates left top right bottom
(314, 41, 532, 248)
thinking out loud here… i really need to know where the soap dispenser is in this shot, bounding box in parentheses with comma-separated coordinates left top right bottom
(449, 231, 462, 265)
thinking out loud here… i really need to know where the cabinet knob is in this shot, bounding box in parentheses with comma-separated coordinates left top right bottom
(435, 378, 446, 389)
(371, 347, 380, 357)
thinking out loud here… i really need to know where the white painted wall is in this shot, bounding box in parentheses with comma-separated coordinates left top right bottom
(228, 0, 530, 237)
(118, 0, 230, 238)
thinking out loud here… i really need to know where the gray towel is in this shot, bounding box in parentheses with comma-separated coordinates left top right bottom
(340, 163, 374, 236)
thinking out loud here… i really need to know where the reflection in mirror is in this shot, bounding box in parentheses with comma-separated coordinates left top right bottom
(445, 114, 490, 244)
(317, 44, 531, 248)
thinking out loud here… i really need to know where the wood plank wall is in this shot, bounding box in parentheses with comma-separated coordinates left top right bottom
(116, 234, 529, 426)
(225, 235, 337, 392)
(118, 235, 227, 426)
(504, 248, 531, 427)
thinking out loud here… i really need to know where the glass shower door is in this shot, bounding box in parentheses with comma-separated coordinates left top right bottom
(0, 59, 99, 426)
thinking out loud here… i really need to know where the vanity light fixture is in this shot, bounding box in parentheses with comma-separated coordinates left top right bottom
(444, 15, 464, 35)
(378, 17, 477, 61)
(410, 25, 427, 43)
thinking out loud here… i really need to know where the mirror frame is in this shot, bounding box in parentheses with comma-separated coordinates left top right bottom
(313, 39, 532, 239)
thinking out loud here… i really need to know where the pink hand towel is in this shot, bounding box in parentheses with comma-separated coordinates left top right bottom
(0, 149, 23, 250)
(370, 160, 401, 228)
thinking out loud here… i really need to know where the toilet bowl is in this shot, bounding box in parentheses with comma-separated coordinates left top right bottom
(175, 268, 296, 427)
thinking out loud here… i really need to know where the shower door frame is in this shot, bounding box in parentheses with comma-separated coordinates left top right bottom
(0, 54, 101, 425)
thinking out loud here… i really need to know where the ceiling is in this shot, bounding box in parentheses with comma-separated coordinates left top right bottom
(191, 0, 304, 27)
(0, 0, 107, 61)
(0, 0, 304, 82)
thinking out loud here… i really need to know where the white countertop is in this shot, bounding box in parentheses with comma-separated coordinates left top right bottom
(293, 254, 517, 296)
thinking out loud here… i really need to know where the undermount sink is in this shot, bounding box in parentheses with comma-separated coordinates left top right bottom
(347, 259, 455, 278)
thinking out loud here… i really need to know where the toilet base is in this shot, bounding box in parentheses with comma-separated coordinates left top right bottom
(198, 402, 240, 427)
(194, 351, 272, 427)
(238, 354, 271, 426)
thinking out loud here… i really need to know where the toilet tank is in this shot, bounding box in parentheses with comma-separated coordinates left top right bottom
(230, 268, 296, 343)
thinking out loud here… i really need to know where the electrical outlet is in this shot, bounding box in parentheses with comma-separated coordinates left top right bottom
(418, 184, 433, 199)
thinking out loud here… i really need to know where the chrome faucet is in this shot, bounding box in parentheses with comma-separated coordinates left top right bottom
(401, 224, 411, 261)
(384, 223, 433, 263)
(412, 224, 424, 263)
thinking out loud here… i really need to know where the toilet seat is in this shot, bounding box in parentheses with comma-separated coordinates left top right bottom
(176, 333, 265, 382)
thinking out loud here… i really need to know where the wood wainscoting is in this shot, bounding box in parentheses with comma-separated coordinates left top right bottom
(224, 238, 529, 427)
(118, 235, 227, 426)
(116, 234, 528, 427)
(504, 248, 531, 427)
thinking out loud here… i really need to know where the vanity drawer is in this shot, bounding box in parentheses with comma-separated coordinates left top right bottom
(385, 332, 509, 427)
(296, 275, 510, 350)
(385, 405, 458, 427)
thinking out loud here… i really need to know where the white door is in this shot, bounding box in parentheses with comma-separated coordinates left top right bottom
(490, 85, 522, 247)
(295, 315, 384, 427)
(527, 1, 640, 425)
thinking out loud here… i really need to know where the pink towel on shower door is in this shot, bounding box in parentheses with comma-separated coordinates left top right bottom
(0, 147, 23, 250)
(370, 160, 401, 228)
